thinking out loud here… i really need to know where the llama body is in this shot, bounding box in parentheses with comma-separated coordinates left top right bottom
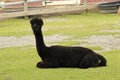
(30, 18, 107, 69)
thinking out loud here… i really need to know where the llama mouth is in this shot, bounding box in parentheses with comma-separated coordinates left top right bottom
(32, 27, 40, 31)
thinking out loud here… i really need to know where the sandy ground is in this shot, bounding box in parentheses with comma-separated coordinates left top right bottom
(0, 34, 120, 51)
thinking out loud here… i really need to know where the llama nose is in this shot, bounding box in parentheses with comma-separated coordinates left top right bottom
(33, 24, 37, 28)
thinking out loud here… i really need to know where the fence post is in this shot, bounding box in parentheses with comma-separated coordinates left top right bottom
(76, 0, 80, 5)
(42, 0, 46, 6)
(0, 1, 5, 8)
(118, 6, 120, 15)
(24, 0, 28, 19)
(24, 0, 28, 12)
(83, 0, 88, 13)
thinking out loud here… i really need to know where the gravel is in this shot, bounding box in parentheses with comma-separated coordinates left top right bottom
(0, 34, 72, 48)
(79, 34, 120, 51)
(0, 34, 120, 51)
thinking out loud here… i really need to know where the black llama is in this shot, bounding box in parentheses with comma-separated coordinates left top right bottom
(30, 18, 107, 69)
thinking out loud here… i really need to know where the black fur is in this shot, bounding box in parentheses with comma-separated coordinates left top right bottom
(30, 18, 107, 69)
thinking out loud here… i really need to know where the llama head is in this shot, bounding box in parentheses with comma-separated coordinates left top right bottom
(30, 18, 44, 31)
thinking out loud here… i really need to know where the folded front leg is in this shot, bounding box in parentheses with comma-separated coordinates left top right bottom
(36, 61, 59, 68)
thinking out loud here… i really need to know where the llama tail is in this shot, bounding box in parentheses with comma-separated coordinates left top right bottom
(97, 54, 107, 66)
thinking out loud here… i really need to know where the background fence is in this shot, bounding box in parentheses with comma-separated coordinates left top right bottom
(0, 0, 116, 19)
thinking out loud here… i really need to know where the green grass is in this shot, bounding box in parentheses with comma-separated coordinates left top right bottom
(0, 47, 120, 80)
(43, 13, 120, 37)
(84, 46, 103, 51)
(0, 12, 120, 80)
(57, 39, 82, 46)
(0, 13, 120, 37)
(0, 19, 32, 36)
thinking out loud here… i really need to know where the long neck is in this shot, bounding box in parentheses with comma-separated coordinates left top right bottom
(33, 30, 46, 58)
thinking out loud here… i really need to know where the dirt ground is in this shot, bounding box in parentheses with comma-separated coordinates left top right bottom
(0, 34, 120, 52)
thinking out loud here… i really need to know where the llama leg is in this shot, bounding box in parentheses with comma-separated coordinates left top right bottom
(36, 61, 59, 68)
(79, 54, 99, 68)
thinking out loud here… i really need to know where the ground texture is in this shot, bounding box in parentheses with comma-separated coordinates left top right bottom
(0, 33, 120, 51)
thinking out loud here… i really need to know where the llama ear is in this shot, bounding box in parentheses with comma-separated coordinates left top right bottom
(30, 20, 33, 25)
(37, 18, 44, 25)
(30, 18, 35, 25)
(39, 18, 44, 26)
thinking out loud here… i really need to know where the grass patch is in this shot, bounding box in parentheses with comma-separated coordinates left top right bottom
(0, 18, 32, 36)
(85, 46, 103, 51)
(0, 47, 120, 80)
(57, 39, 81, 46)
(43, 13, 120, 37)
(0, 13, 120, 37)
(0, 12, 120, 80)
